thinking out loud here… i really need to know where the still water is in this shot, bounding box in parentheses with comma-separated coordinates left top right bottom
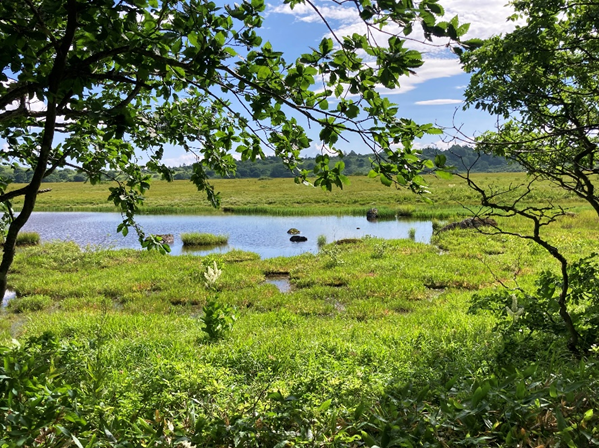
(21, 212, 432, 258)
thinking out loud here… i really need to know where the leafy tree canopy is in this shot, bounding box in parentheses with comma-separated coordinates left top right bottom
(460, 0, 599, 352)
(461, 0, 599, 215)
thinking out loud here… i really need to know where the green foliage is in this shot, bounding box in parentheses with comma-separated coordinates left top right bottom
(317, 234, 327, 249)
(1, 215, 599, 445)
(471, 254, 599, 349)
(0, 146, 519, 185)
(6, 294, 52, 313)
(0, 0, 469, 266)
(371, 240, 390, 259)
(0, 333, 83, 447)
(408, 228, 416, 240)
(181, 232, 228, 246)
(15, 232, 40, 246)
(200, 299, 237, 342)
(320, 244, 345, 268)
(362, 363, 599, 447)
(462, 0, 599, 213)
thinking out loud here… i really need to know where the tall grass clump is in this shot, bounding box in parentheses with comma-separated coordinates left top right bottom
(2, 232, 41, 246)
(408, 228, 416, 240)
(396, 205, 415, 217)
(317, 234, 327, 249)
(181, 232, 228, 246)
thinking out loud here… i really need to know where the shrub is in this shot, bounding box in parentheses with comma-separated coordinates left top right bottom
(181, 232, 228, 246)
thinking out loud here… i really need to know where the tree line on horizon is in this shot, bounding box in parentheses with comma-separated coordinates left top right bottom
(1, 145, 520, 184)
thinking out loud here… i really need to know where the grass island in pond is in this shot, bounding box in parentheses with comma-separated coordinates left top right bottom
(180, 232, 229, 246)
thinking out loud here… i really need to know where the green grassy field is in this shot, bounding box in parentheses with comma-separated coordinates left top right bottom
(1, 174, 598, 446)
(11, 173, 587, 218)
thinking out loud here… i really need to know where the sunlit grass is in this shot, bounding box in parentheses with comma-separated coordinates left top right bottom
(1, 231, 41, 246)
(181, 232, 229, 246)
(8, 174, 588, 217)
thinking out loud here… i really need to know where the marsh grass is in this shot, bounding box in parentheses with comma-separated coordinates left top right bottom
(7, 294, 52, 313)
(8, 174, 589, 218)
(1, 201, 599, 446)
(181, 232, 228, 246)
(1, 231, 41, 246)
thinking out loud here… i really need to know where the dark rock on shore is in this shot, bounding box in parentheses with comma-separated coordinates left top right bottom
(438, 217, 497, 233)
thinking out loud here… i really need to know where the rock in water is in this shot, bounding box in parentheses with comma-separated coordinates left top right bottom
(366, 208, 378, 221)
(287, 228, 301, 234)
(290, 235, 308, 242)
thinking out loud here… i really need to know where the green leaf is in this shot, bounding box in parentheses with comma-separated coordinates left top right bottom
(318, 399, 332, 412)
(214, 32, 226, 46)
(380, 174, 392, 187)
(555, 409, 568, 431)
(188, 32, 199, 48)
(319, 38, 333, 54)
(434, 154, 446, 167)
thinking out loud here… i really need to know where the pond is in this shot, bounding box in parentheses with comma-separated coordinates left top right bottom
(21, 212, 433, 259)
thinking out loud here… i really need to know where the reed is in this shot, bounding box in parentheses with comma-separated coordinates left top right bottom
(180, 232, 229, 246)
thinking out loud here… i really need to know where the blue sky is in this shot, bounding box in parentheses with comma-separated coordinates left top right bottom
(165, 0, 519, 165)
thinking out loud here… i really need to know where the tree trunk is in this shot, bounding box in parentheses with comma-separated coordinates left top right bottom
(0, 0, 77, 300)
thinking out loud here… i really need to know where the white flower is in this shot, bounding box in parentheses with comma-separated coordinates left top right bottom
(204, 260, 222, 289)
(177, 441, 196, 448)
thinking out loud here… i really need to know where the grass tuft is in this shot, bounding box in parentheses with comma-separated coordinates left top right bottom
(7, 294, 52, 313)
(1, 232, 41, 246)
(181, 232, 228, 246)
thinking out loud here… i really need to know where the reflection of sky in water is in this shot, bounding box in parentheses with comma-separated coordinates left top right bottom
(21, 212, 433, 258)
(1, 290, 16, 308)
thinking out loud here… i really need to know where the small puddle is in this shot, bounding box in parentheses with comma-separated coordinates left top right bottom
(1, 290, 16, 308)
(264, 275, 292, 293)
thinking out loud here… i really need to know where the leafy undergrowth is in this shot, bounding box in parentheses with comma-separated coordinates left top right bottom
(1, 222, 599, 446)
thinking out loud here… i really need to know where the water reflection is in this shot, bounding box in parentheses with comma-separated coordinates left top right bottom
(1, 290, 16, 308)
(21, 212, 433, 259)
(265, 276, 292, 293)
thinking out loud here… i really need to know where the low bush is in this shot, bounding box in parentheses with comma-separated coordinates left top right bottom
(181, 232, 228, 246)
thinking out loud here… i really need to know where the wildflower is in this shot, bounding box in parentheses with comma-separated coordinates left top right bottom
(177, 441, 196, 448)
(204, 260, 222, 290)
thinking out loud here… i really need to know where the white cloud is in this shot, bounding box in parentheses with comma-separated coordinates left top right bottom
(385, 57, 464, 95)
(268, 0, 519, 64)
(413, 139, 456, 150)
(267, 2, 359, 23)
(162, 153, 199, 167)
(415, 99, 464, 105)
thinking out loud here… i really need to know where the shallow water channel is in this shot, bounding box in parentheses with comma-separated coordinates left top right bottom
(21, 212, 433, 258)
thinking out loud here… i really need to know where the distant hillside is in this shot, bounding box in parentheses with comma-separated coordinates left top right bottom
(0, 145, 520, 184)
